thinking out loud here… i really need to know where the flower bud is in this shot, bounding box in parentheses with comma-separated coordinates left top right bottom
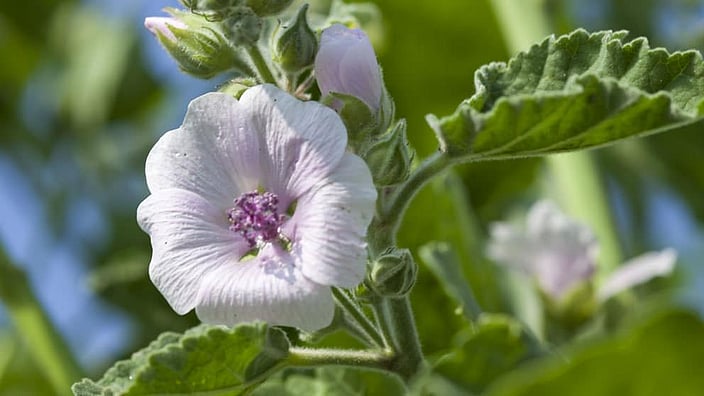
(145, 11, 246, 79)
(366, 248, 417, 298)
(245, 0, 294, 16)
(363, 119, 413, 186)
(181, 0, 238, 12)
(144, 17, 187, 42)
(315, 24, 383, 112)
(274, 4, 317, 73)
(221, 7, 263, 46)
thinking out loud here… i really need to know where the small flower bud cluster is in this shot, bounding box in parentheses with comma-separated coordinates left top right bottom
(147, 0, 302, 80)
(274, 4, 317, 73)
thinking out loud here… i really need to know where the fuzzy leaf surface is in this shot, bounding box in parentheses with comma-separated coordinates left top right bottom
(72, 322, 289, 395)
(428, 29, 704, 160)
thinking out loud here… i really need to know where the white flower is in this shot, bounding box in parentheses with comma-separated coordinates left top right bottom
(137, 84, 377, 331)
(488, 201, 676, 302)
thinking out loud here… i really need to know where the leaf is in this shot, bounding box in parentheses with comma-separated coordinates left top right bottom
(72, 322, 289, 396)
(252, 367, 405, 396)
(484, 309, 704, 395)
(427, 29, 704, 160)
(433, 314, 540, 394)
(419, 242, 482, 321)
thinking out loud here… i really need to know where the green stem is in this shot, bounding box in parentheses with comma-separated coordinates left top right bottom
(332, 288, 386, 348)
(372, 298, 425, 381)
(246, 44, 277, 84)
(373, 152, 453, 253)
(287, 347, 393, 372)
(0, 249, 82, 395)
(489, 0, 623, 275)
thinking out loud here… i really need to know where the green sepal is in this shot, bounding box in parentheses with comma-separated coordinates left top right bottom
(541, 281, 598, 336)
(363, 119, 414, 186)
(71, 322, 289, 396)
(218, 76, 259, 98)
(157, 12, 250, 79)
(274, 4, 317, 73)
(365, 247, 418, 298)
(428, 29, 704, 161)
(323, 92, 376, 148)
(222, 7, 263, 46)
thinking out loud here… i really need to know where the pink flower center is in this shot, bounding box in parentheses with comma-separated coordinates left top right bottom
(227, 191, 286, 248)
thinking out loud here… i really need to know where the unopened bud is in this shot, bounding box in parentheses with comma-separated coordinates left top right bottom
(245, 0, 294, 16)
(363, 120, 413, 186)
(180, 0, 241, 13)
(222, 7, 263, 46)
(145, 10, 247, 79)
(367, 248, 417, 298)
(315, 24, 382, 112)
(275, 4, 317, 73)
(144, 17, 187, 42)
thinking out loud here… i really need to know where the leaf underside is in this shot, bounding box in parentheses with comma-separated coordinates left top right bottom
(72, 322, 289, 396)
(428, 29, 704, 160)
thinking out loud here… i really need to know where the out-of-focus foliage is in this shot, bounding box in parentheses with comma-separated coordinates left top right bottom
(486, 309, 704, 395)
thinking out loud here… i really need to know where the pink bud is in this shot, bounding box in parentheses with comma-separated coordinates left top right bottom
(144, 17, 187, 42)
(314, 24, 382, 111)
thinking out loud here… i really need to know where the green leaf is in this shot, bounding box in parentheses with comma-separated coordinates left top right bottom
(252, 367, 405, 396)
(427, 29, 704, 160)
(419, 242, 481, 321)
(72, 322, 289, 396)
(484, 309, 704, 395)
(433, 314, 540, 394)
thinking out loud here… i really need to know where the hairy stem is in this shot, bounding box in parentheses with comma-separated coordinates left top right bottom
(246, 44, 277, 84)
(332, 288, 386, 348)
(369, 298, 425, 382)
(370, 152, 453, 255)
(287, 347, 394, 372)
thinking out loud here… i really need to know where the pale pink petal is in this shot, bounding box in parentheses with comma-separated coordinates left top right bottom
(598, 248, 677, 301)
(195, 244, 335, 331)
(488, 200, 598, 300)
(238, 84, 347, 204)
(144, 17, 187, 42)
(286, 153, 376, 288)
(315, 24, 382, 110)
(145, 93, 261, 207)
(137, 189, 249, 314)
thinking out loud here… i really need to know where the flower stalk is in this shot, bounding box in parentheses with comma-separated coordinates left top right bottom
(332, 288, 386, 348)
(246, 44, 278, 84)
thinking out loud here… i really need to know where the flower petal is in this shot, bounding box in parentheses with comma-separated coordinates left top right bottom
(239, 84, 348, 202)
(488, 200, 599, 300)
(195, 244, 335, 332)
(137, 189, 248, 314)
(315, 24, 382, 110)
(145, 92, 261, 207)
(598, 248, 677, 301)
(288, 153, 376, 288)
